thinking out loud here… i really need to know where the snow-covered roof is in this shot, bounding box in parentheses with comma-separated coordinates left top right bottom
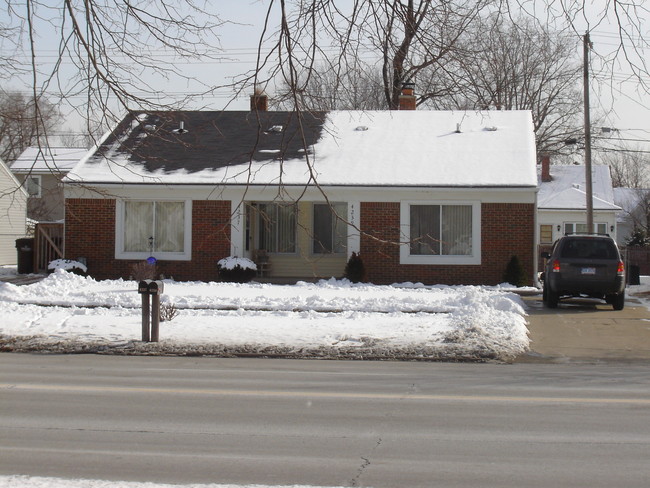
(613, 187, 648, 222)
(11, 147, 88, 174)
(0, 158, 28, 196)
(537, 164, 620, 211)
(66, 110, 537, 188)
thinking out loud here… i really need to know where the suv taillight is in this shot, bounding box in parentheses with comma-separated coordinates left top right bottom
(552, 259, 561, 272)
(617, 261, 625, 275)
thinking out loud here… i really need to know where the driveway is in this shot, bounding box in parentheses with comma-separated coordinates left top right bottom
(519, 291, 650, 362)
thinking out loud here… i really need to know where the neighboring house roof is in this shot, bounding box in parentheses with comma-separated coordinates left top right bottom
(537, 164, 620, 211)
(0, 157, 28, 197)
(613, 187, 648, 223)
(11, 146, 88, 175)
(65, 110, 537, 188)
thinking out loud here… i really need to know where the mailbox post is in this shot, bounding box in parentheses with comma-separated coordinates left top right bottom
(148, 280, 164, 342)
(137, 280, 164, 342)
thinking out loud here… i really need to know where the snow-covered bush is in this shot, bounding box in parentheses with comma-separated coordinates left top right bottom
(217, 256, 257, 283)
(47, 259, 87, 276)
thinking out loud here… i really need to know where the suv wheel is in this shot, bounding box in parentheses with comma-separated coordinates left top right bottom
(612, 292, 625, 311)
(545, 285, 559, 309)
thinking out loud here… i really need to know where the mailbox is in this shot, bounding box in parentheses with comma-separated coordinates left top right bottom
(138, 280, 152, 294)
(148, 280, 164, 295)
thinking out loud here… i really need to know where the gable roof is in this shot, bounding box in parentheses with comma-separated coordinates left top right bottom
(538, 164, 620, 211)
(11, 146, 88, 175)
(0, 158, 28, 197)
(66, 109, 537, 188)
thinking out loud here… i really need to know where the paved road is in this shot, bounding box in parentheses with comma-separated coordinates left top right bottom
(522, 292, 650, 362)
(2, 354, 650, 487)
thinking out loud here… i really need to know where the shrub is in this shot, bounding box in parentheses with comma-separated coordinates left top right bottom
(217, 256, 257, 283)
(502, 255, 527, 287)
(344, 252, 365, 283)
(47, 259, 87, 276)
(626, 228, 650, 247)
(160, 302, 180, 322)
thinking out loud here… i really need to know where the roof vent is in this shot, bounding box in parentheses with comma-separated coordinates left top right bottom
(172, 121, 188, 134)
(354, 126, 368, 131)
(484, 126, 498, 132)
(266, 125, 284, 133)
(455, 123, 462, 133)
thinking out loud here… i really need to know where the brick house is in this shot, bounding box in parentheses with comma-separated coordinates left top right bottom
(63, 95, 538, 284)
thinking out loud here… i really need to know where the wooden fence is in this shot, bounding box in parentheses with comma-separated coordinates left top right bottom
(34, 223, 64, 273)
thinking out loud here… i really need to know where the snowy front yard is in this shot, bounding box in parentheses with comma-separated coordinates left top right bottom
(0, 269, 531, 361)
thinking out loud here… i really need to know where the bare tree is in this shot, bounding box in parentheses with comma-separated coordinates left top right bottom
(423, 14, 583, 158)
(253, 1, 491, 112)
(272, 61, 386, 110)
(0, 91, 60, 163)
(4, 1, 224, 144)
(601, 149, 649, 189)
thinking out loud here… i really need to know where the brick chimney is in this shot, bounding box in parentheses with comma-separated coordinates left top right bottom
(399, 83, 416, 110)
(250, 91, 268, 112)
(541, 155, 552, 182)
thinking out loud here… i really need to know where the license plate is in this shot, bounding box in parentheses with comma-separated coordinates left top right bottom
(581, 267, 596, 275)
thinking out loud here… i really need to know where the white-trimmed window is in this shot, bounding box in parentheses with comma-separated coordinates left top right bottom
(564, 222, 607, 235)
(400, 201, 481, 265)
(256, 202, 297, 253)
(313, 202, 347, 254)
(540, 224, 553, 244)
(25, 175, 41, 198)
(116, 200, 192, 260)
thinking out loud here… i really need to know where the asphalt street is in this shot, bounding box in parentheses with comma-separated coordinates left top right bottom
(1, 354, 650, 487)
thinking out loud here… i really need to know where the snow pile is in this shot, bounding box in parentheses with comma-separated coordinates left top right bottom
(0, 270, 530, 361)
(0, 265, 17, 277)
(47, 259, 88, 273)
(217, 256, 257, 270)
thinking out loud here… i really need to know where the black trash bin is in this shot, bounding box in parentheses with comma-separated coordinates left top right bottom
(628, 264, 641, 286)
(15, 238, 34, 274)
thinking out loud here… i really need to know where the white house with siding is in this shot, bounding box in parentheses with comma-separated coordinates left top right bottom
(0, 158, 27, 265)
(537, 157, 620, 247)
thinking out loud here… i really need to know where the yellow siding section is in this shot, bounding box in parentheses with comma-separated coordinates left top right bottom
(269, 201, 346, 278)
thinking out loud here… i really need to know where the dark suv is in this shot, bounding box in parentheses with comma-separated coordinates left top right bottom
(541, 233, 626, 310)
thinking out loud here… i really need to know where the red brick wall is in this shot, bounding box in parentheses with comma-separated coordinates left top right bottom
(65, 198, 116, 277)
(359, 202, 535, 285)
(65, 199, 231, 281)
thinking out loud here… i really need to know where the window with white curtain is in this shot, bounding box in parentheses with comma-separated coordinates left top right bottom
(400, 201, 480, 265)
(116, 200, 191, 260)
(257, 203, 297, 253)
(313, 203, 347, 254)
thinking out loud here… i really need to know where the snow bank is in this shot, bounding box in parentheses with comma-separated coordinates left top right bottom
(0, 270, 530, 361)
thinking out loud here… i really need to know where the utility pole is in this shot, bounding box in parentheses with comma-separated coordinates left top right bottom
(583, 32, 594, 231)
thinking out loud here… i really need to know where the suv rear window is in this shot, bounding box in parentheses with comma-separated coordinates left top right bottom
(560, 239, 618, 259)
